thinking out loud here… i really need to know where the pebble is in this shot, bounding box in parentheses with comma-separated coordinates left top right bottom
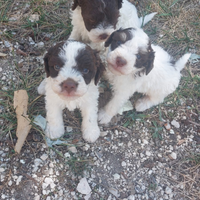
(66, 126, 73, 132)
(108, 188, 120, 197)
(169, 152, 177, 160)
(34, 158, 43, 166)
(146, 151, 151, 156)
(0, 168, 5, 172)
(0, 67, 2, 72)
(68, 146, 77, 153)
(128, 195, 135, 200)
(37, 42, 44, 48)
(64, 152, 71, 158)
(164, 123, 171, 130)
(121, 161, 127, 167)
(4, 41, 11, 48)
(170, 129, 175, 134)
(171, 120, 180, 129)
(16, 175, 23, 185)
(76, 178, 91, 195)
(40, 154, 48, 161)
(113, 173, 120, 180)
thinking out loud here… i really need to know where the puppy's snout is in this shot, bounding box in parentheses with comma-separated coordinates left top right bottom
(61, 78, 78, 93)
(99, 33, 109, 40)
(116, 56, 127, 67)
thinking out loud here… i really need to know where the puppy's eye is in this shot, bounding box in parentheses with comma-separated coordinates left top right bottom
(54, 65, 61, 71)
(136, 54, 141, 59)
(116, 41, 122, 46)
(82, 68, 89, 74)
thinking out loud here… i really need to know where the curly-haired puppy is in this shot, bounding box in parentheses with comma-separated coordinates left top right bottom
(38, 40, 105, 142)
(98, 28, 191, 124)
(70, 0, 156, 45)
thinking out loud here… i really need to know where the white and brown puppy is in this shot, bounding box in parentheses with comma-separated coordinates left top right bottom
(69, 0, 156, 45)
(38, 40, 105, 143)
(98, 28, 191, 124)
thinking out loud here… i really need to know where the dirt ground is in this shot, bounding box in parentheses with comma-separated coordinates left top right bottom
(0, 0, 200, 200)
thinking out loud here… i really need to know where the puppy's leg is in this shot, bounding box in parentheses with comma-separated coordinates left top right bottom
(45, 94, 65, 139)
(135, 94, 165, 112)
(98, 87, 134, 124)
(80, 101, 100, 143)
(37, 79, 46, 95)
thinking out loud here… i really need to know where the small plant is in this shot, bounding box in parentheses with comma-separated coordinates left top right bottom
(150, 121, 163, 140)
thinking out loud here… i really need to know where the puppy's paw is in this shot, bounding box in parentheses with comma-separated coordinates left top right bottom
(135, 98, 151, 112)
(82, 125, 100, 143)
(45, 124, 64, 139)
(37, 79, 46, 95)
(98, 109, 112, 124)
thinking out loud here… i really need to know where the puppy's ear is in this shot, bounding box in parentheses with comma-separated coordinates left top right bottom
(117, 0, 123, 9)
(44, 53, 50, 77)
(71, 0, 80, 10)
(145, 43, 155, 75)
(105, 32, 115, 47)
(94, 51, 106, 85)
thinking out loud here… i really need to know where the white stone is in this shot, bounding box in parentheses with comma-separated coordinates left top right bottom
(77, 178, 91, 195)
(68, 146, 77, 153)
(169, 152, 177, 160)
(20, 159, 25, 164)
(16, 175, 23, 185)
(58, 190, 63, 196)
(64, 152, 71, 158)
(44, 177, 53, 185)
(121, 161, 127, 167)
(0, 168, 5, 172)
(29, 14, 40, 22)
(0, 67, 2, 72)
(108, 188, 120, 197)
(8, 180, 12, 186)
(113, 173, 120, 180)
(165, 186, 172, 194)
(40, 154, 48, 161)
(34, 195, 40, 200)
(170, 129, 175, 134)
(100, 131, 108, 137)
(34, 158, 43, 166)
(142, 139, 148, 144)
(146, 151, 151, 156)
(171, 120, 180, 129)
(46, 196, 51, 200)
(66, 126, 73, 132)
(128, 195, 135, 200)
(37, 42, 44, 48)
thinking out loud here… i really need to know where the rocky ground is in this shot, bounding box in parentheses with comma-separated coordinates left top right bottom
(0, 0, 200, 200)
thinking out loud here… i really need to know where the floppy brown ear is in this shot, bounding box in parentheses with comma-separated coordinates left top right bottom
(117, 0, 123, 9)
(94, 52, 106, 85)
(145, 43, 155, 75)
(71, 0, 80, 10)
(105, 32, 115, 47)
(44, 53, 50, 77)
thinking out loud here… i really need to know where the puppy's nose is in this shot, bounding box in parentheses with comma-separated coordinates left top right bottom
(61, 78, 78, 93)
(99, 33, 108, 40)
(116, 56, 127, 67)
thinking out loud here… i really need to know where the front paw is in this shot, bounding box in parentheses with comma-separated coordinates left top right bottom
(82, 125, 100, 143)
(98, 108, 113, 124)
(45, 124, 64, 139)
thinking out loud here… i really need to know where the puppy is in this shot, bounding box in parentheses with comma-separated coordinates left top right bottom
(69, 0, 156, 46)
(98, 28, 191, 124)
(38, 40, 105, 143)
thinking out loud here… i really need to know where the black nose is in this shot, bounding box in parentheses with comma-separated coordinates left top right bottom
(99, 33, 109, 40)
(61, 78, 78, 93)
(116, 56, 127, 67)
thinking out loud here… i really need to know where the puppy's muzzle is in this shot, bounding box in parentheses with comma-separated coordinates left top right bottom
(99, 33, 109, 41)
(116, 56, 127, 67)
(61, 78, 78, 94)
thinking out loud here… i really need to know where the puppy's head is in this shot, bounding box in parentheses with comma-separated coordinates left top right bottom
(44, 40, 105, 100)
(72, 0, 122, 43)
(105, 28, 155, 76)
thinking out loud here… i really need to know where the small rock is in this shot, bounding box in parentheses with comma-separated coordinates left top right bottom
(40, 154, 48, 161)
(4, 41, 11, 48)
(20, 159, 25, 164)
(121, 161, 126, 167)
(77, 178, 91, 195)
(165, 186, 172, 195)
(171, 120, 180, 129)
(146, 151, 151, 156)
(34, 195, 40, 200)
(37, 42, 44, 48)
(108, 188, 120, 197)
(64, 152, 71, 158)
(8, 180, 12, 186)
(170, 129, 175, 134)
(0, 168, 5, 172)
(0, 67, 2, 72)
(113, 173, 120, 180)
(100, 131, 108, 137)
(16, 175, 23, 185)
(34, 158, 43, 166)
(66, 126, 73, 132)
(169, 152, 177, 160)
(128, 195, 135, 200)
(68, 146, 77, 153)
(164, 123, 171, 130)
